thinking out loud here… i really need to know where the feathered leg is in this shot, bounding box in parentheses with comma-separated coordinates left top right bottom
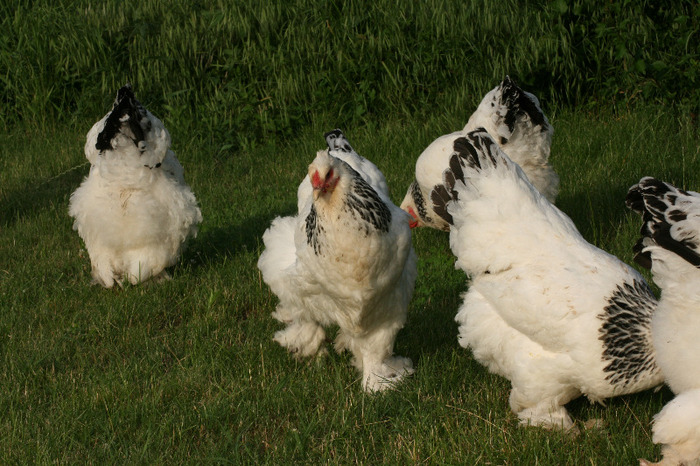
(272, 305, 327, 357)
(123, 247, 171, 285)
(90, 252, 117, 288)
(335, 321, 413, 392)
(457, 288, 580, 430)
(640, 388, 700, 466)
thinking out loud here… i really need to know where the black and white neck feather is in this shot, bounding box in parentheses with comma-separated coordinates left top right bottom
(305, 151, 391, 256)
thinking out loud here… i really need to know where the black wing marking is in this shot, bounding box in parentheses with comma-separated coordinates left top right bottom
(429, 131, 502, 226)
(431, 184, 454, 225)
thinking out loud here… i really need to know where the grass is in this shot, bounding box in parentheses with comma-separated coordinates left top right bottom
(1, 102, 699, 463)
(1, 0, 699, 463)
(2, 1, 698, 140)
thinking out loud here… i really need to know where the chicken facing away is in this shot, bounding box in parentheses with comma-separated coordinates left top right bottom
(429, 129, 663, 430)
(68, 84, 202, 288)
(627, 177, 700, 466)
(401, 76, 559, 230)
(257, 131, 417, 392)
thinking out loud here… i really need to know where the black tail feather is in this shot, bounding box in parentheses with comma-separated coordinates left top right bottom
(627, 177, 700, 269)
(448, 146, 465, 184)
(324, 128, 354, 153)
(454, 136, 481, 170)
(96, 84, 149, 152)
(498, 75, 547, 133)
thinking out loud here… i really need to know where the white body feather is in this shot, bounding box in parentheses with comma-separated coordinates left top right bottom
(649, 389, 700, 466)
(258, 133, 417, 392)
(436, 131, 662, 429)
(69, 87, 202, 288)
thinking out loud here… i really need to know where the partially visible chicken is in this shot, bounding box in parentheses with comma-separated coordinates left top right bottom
(627, 177, 700, 466)
(258, 134, 417, 392)
(69, 84, 202, 287)
(401, 76, 558, 230)
(429, 129, 662, 430)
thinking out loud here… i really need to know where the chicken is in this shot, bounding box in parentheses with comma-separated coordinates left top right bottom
(257, 131, 417, 392)
(401, 76, 559, 230)
(429, 129, 662, 430)
(296, 129, 390, 214)
(68, 84, 202, 288)
(627, 177, 700, 466)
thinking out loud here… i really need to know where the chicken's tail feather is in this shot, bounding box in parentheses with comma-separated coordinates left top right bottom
(324, 128, 355, 154)
(496, 76, 549, 140)
(96, 84, 150, 152)
(626, 177, 700, 269)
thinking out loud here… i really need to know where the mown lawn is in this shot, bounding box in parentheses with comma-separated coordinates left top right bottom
(1, 0, 698, 463)
(1, 104, 698, 463)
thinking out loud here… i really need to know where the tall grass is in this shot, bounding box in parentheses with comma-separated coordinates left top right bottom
(1, 0, 697, 147)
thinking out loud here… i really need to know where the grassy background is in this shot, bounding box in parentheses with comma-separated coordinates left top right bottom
(1, 0, 699, 463)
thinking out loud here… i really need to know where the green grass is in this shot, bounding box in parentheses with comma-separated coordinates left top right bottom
(2, 1, 698, 142)
(1, 0, 700, 463)
(1, 103, 698, 463)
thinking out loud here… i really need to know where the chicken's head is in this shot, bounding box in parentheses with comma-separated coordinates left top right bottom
(400, 180, 450, 231)
(309, 150, 341, 200)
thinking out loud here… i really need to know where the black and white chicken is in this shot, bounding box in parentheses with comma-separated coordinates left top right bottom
(257, 130, 417, 392)
(401, 76, 559, 230)
(68, 84, 202, 287)
(429, 129, 663, 430)
(627, 177, 700, 466)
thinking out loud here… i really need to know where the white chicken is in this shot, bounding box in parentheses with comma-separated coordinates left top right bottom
(429, 129, 663, 430)
(401, 76, 559, 230)
(257, 130, 417, 392)
(296, 129, 390, 214)
(68, 84, 202, 288)
(627, 177, 700, 466)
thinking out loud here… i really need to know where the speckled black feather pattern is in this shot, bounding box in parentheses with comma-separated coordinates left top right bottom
(598, 279, 659, 388)
(305, 161, 391, 255)
(95, 84, 151, 152)
(344, 165, 391, 234)
(409, 180, 433, 225)
(305, 204, 324, 255)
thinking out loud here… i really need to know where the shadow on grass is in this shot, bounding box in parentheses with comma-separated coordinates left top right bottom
(399, 232, 466, 361)
(181, 204, 296, 270)
(565, 383, 673, 431)
(0, 166, 87, 228)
